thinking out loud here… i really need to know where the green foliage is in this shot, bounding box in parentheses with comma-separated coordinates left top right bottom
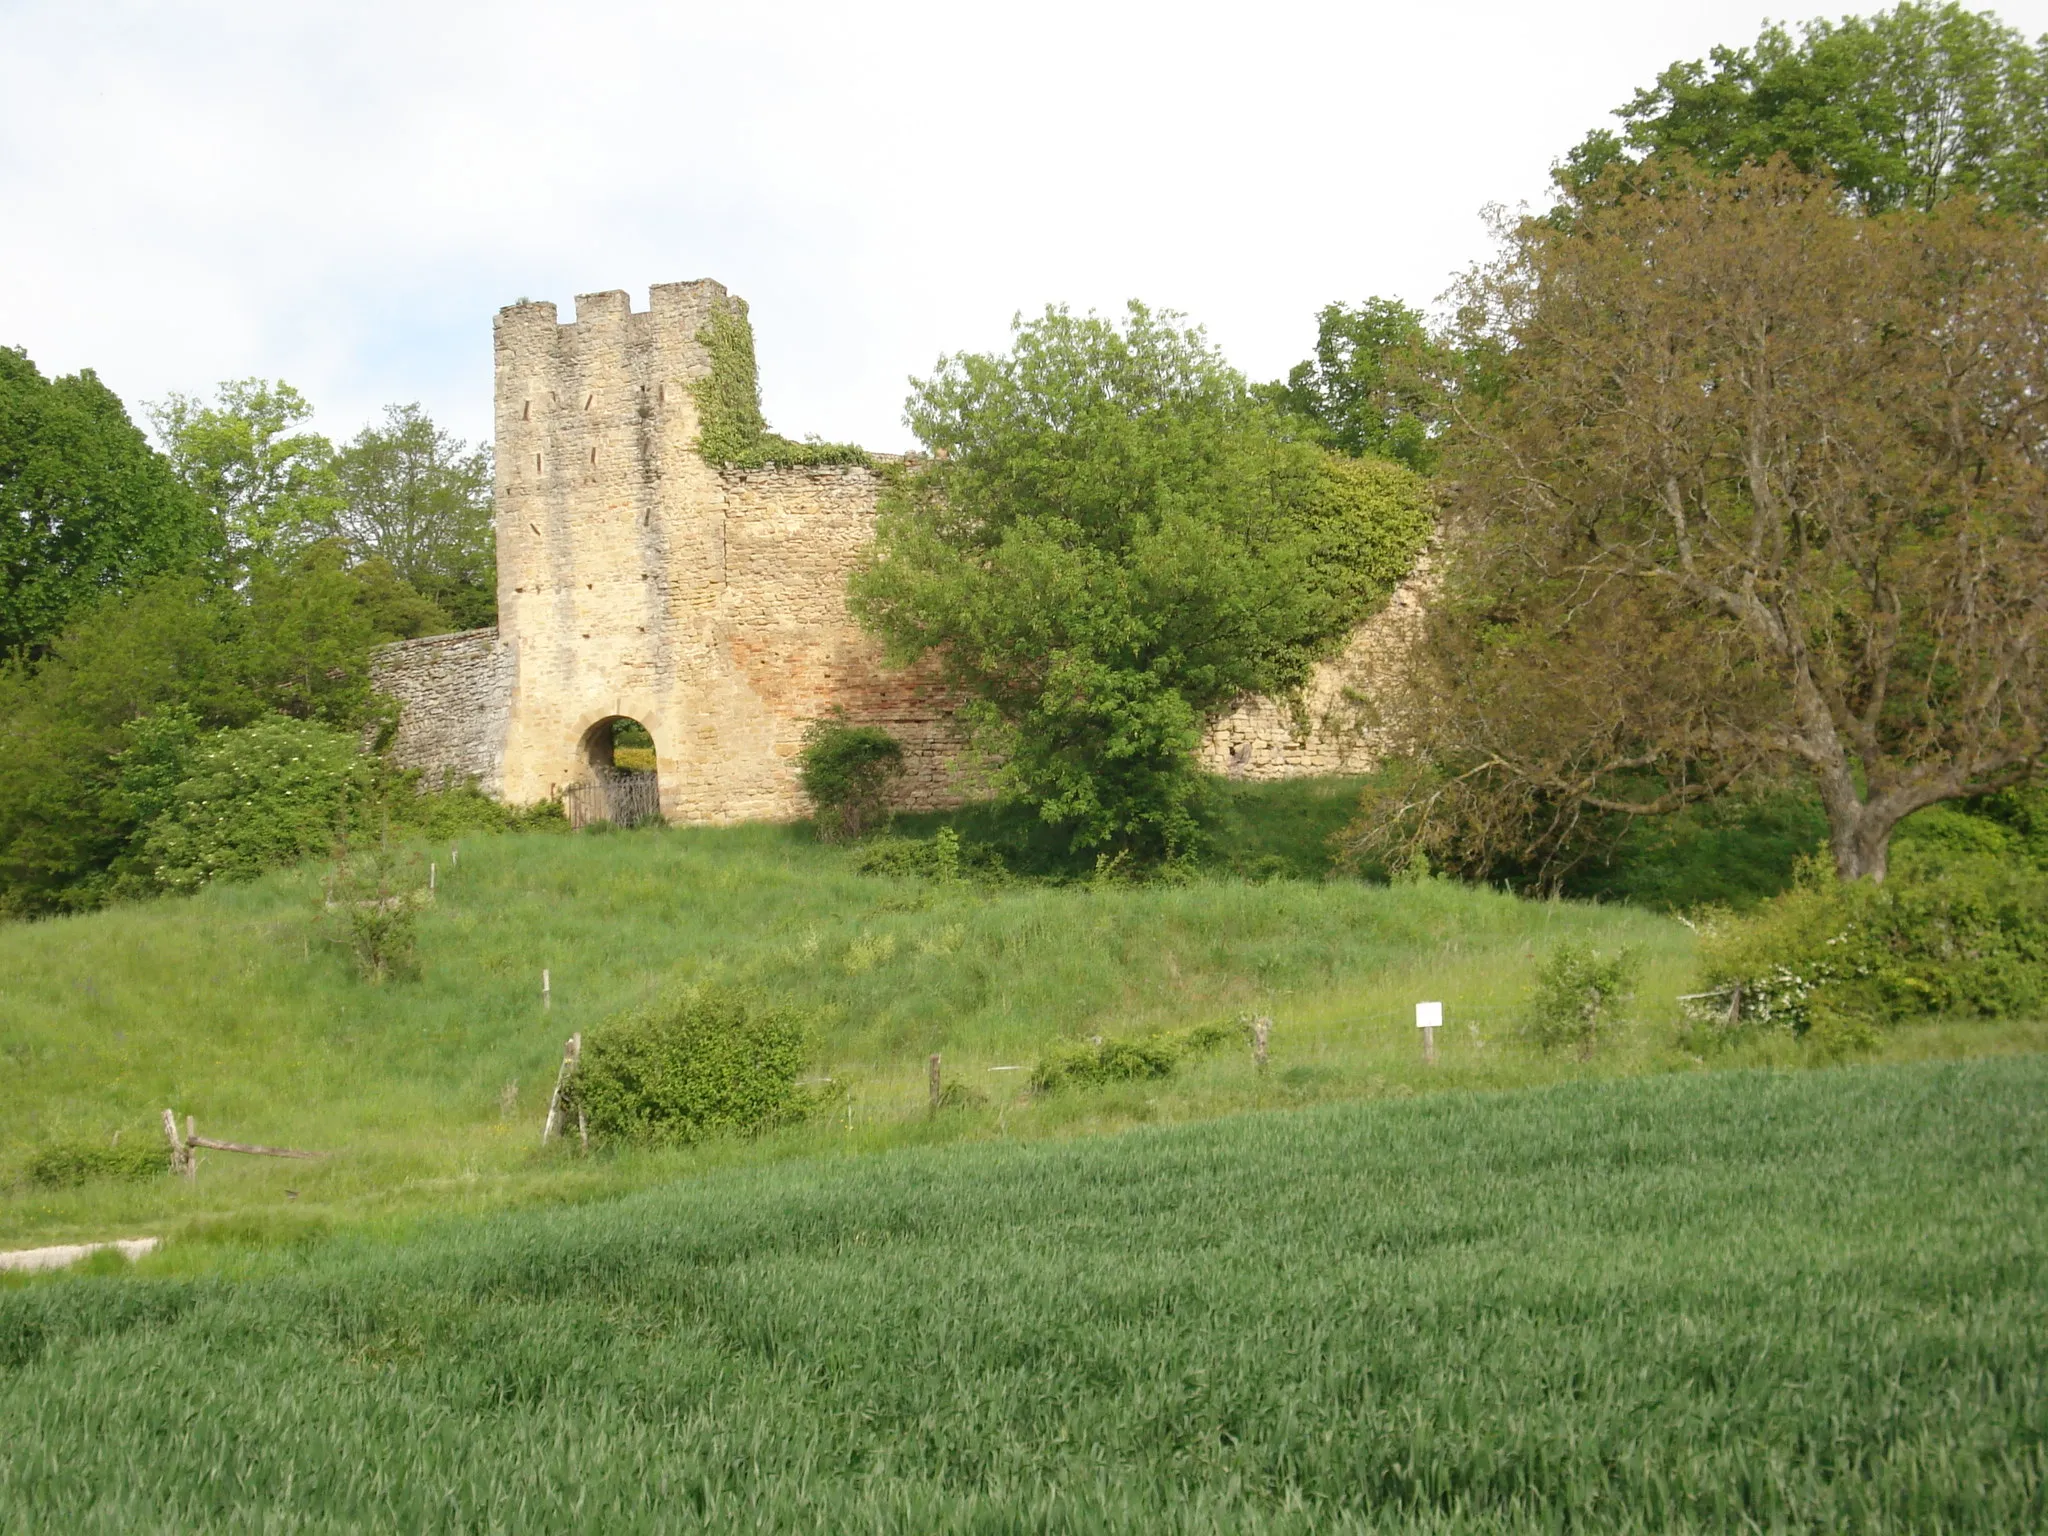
(125, 714, 377, 894)
(852, 303, 1424, 863)
(797, 713, 904, 841)
(0, 346, 214, 657)
(0, 538, 440, 915)
(851, 825, 1009, 882)
(571, 986, 817, 1147)
(1030, 1019, 1239, 1092)
(1560, 2, 2048, 215)
(1522, 940, 1641, 1057)
(386, 778, 567, 841)
(23, 1136, 165, 1187)
(1696, 850, 2048, 1041)
(1268, 297, 1447, 471)
(148, 378, 343, 567)
(5, 1060, 2045, 1527)
(689, 300, 870, 470)
(1896, 781, 2048, 870)
(331, 404, 496, 629)
(1297, 452, 1433, 617)
(1564, 787, 1830, 910)
(320, 842, 426, 984)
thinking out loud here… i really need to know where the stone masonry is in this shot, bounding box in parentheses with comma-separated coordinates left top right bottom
(373, 281, 1419, 821)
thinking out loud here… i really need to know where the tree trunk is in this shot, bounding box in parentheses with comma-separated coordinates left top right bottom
(1829, 812, 1892, 883)
(1814, 767, 1903, 883)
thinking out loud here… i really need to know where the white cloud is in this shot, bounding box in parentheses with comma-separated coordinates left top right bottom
(6, 0, 2042, 452)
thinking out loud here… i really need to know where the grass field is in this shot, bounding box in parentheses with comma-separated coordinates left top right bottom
(2, 1055, 2042, 1531)
(5, 800, 2043, 1250)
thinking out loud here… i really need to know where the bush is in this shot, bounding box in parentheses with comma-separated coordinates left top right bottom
(1695, 850, 2048, 1044)
(572, 986, 818, 1148)
(1030, 1020, 1240, 1093)
(26, 1138, 166, 1187)
(387, 778, 567, 840)
(1522, 941, 1640, 1057)
(321, 843, 426, 983)
(852, 826, 1008, 882)
(127, 713, 377, 893)
(798, 713, 904, 842)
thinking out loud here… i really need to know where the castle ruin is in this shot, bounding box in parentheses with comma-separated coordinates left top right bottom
(373, 281, 1416, 823)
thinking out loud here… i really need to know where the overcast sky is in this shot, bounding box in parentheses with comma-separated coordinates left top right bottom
(6, 0, 2048, 455)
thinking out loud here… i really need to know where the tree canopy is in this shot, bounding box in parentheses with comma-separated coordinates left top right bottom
(331, 404, 496, 629)
(1266, 298, 1446, 472)
(1561, 3, 2048, 216)
(149, 378, 342, 567)
(0, 348, 213, 658)
(1351, 157, 2047, 887)
(850, 303, 1429, 861)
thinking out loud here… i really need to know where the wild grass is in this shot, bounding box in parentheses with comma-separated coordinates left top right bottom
(1, 802, 2040, 1250)
(1, 1056, 2042, 1531)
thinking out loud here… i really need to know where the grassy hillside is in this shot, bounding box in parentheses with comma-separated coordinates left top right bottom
(0, 816, 1696, 1242)
(4, 808, 2041, 1249)
(3, 1056, 2043, 1530)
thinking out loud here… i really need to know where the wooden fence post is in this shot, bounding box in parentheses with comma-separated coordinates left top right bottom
(161, 1109, 193, 1179)
(542, 1033, 582, 1146)
(1251, 1016, 1271, 1074)
(928, 1053, 942, 1114)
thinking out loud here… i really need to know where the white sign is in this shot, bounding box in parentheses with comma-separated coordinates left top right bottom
(1416, 1001, 1443, 1030)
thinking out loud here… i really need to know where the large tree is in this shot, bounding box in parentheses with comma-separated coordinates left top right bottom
(0, 348, 213, 657)
(332, 404, 495, 628)
(1267, 298, 1447, 473)
(1562, 3, 2048, 216)
(149, 378, 343, 566)
(850, 304, 1429, 860)
(1355, 158, 2047, 887)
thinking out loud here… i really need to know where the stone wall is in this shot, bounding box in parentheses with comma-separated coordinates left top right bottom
(371, 628, 514, 794)
(1195, 566, 1430, 781)
(375, 279, 1417, 823)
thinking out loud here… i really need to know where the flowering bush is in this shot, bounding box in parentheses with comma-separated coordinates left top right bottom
(1693, 850, 2048, 1051)
(129, 714, 377, 893)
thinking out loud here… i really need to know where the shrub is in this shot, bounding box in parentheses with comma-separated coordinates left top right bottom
(1522, 941, 1640, 1057)
(387, 778, 567, 840)
(1695, 850, 2048, 1043)
(128, 713, 378, 893)
(1030, 1020, 1240, 1093)
(852, 826, 1008, 882)
(26, 1138, 166, 1188)
(321, 843, 426, 983)
(572, 986, 818, 1148)
(933, 1079, 990, 1111)
(798, 713, 905, 841)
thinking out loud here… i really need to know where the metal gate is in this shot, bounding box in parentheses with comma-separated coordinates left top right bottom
(563, 768, 662, 829)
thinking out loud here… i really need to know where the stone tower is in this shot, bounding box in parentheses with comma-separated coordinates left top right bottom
(486, 279, 965, 821)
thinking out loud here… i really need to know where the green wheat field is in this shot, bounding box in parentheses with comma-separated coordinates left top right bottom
(2, 1057, 2042, 1530)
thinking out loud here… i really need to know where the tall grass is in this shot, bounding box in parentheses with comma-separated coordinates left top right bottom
(2, 1057, 2042, 1531)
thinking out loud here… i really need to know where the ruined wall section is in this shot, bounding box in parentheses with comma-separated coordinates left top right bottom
(1196, 566, 1430, 781)
(371, 628, 514, 794)
(718, 464, 971, 811)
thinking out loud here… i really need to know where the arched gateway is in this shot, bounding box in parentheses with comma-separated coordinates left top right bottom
(369, 280, 1416, 825)
(562, 716, 662, 829)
